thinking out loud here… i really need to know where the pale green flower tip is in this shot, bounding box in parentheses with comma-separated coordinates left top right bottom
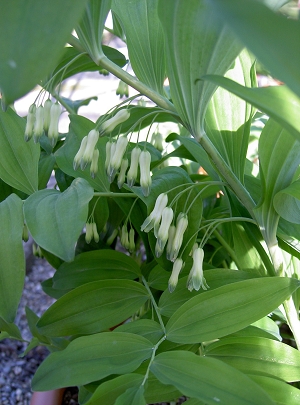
(110, 136, 128, 172)
(127, 146, 141, 187)
(85, 223, 93, 244)
(168, 258, 184, 293)
(141, 184, 151, 197)
(157, 207, 174, 246)
(90, 149, 99, 179)
(100, 109, 130, 134)
(141, 215, 154, 233)
(155, 240, 164, 258)
(128, 228, 135, 252)
(92, 223, 99, 243)
(117, 158, 129, 189)
(116, 80, 129, 98)
(43, 99, 52, 132)
(33, 105, 44, 139)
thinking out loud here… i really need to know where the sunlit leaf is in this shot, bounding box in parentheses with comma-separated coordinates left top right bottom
(274, 180, 300, 224)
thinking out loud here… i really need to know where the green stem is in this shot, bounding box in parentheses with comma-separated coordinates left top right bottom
(142, 276, 166, 334)
(93, 192, 135, 198)
(142, 334, 166, 386)
(197, 131, 256, 218)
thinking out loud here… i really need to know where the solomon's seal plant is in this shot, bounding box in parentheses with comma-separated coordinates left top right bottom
(1, 1, 300, 404)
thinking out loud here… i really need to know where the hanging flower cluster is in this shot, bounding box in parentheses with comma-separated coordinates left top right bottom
(25, 99, 61, 146)
(85, 221, 99, 244)
(73, 129, 100, 178)
(141, 192, 209, 293)
(120, 223, 135, 253)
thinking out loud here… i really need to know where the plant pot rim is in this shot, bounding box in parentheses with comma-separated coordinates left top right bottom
(30, 388, 65, 405)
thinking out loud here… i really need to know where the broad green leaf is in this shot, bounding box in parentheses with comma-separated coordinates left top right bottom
(24, 178, 94, 262)
(207, 0, 300, 99)
(0, 0, 88, 105)
(148, 265, 170, 291)
(84, 374, 144, 405)
(75, 0, 111, 63)
(205, 50, 254, 182)
(0, 108, 39, 194)
(47, 45, 126, 91)
(55, 115, 110, 192)
(205, 336, 300, 382)
(254, 119, 300, 243)
(274, 180, 300, 224)
(32, 332, 154, 391)
(113, 0, 165, 95)
(115, 319, 164, 344)
(114, 385, 146, 405)
(166, 277, 300, 343)
(0, 317, 23, 340)
(231, 223, 266, 276)
(166, 133, 218, 179)
(249, 375, 300, 405)
(52, 250, 140, 290)
(159, 269, 255, 318)
(230, 316, 282, 342)
(37, 279, 149, 336)
(38, 153, 55, 190)
(150, 351, 275, 405)
(0, 194, 24, 322)
(157, 0, 242, 136)
(203, 76, 300, 143)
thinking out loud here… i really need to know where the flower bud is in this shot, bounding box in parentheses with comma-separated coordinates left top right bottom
(22, 223, 29, 242)
(117, 158, 129, 189)
(105, 140, 113, 171)
(33, 105, 44, 143)
(43, 99, 52, 133)
(116, 80, 129, 98)
(73, 136, 88, 170)
(100, 109, 130, 135)
(48, 102, 61, 147)
(81, 129, 99, 170)
(121, 224, 129, 249)
(92, 222, 99, 243)
(128, 228, 135, 252)
(168, 258, 184, 293)
(141, 193, 168, 233)
(189, 243, 198, 256)
(90, 149, 99, 179)
(127, 146, 141, 187)
(139, 150, 152, 196)
(155, 239, 165, 258)
(85, 222, 93, 244)
(24, 104, 36, 142)
(151, 131, 164, 152)
(157, 207, 174, 250)
(169, 213, 188, 261)
(109, 136, 128, 182)
(187, 247, 209, 292)
(166, 225, 176, 260)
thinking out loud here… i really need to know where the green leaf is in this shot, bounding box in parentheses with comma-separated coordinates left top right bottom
(36, 280, 149, 336)
(52, 250, 140, 290)
(203, 76, 300, 143)
(157, 0, 242, 136)
(165, 277, 300, 343)
(84, 374, 144, 405)
(32, 332, 153, 391)
(159, 269, 255, 318)
(75, 0, 111, 63)
(115, 319, 164, 344)
(0, 107, 39, 194)
(0, 317, 23, 340)
(207, 0, 300, 100)
(205, 336, 300, 382)
(47, 45, 126, 90)
(150, 351, 275, 405)
(249, 375, 300, 405)
(0, 194, 25, 322)
(38, 152, 55, 190)
(254, 119, 300, 242)
(231, 316, 282, 342)
(274, 180, 300, 224)
(114, 385, 146, 405)
(112, 0, 165, 95)
(0, 0, 88, 105)
(55, 115, 110, 192)
(24, 178, 94, 262)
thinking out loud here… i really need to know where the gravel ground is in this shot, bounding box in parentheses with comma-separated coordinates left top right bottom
(0, 250, 56, 405)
